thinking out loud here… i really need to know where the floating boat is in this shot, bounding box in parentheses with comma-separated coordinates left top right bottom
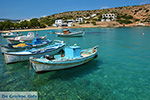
(30, 45, 98, 73)
(1, 32, 22, 38)
(1, 38, 52, 53)
(4, 40, 65, 64)
(56, 29, 84, 37)
(6, 32, 46, 44)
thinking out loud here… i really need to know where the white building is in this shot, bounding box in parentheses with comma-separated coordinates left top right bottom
(83, 16, 90, 19)
(137, 23, 145, 26)
(67, 19, 75, 23)
(53, 19, 63, 27)
(91, 14, 97, 17)
(53, 18, 84, 27)
(55, 19, 63, 25)
(67, 23, 73, 27)
(76, 18, 84, 23)
(101, 13, 116, 22)
(53, 19, 74, 27)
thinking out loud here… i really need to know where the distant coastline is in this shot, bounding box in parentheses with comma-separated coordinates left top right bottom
(1, 4, 150, 33)
(0, 22, 150, 33)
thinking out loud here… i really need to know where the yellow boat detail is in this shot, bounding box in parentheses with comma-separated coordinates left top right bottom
(13, 43, 28, 48)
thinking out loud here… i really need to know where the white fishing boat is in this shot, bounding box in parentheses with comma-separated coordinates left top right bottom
(56, 29, 84, 37)
(6, 32, 46, 44)
(4, 40, 65, 64)
(1, 32, 22, 38)
(30, 45, 98, 73)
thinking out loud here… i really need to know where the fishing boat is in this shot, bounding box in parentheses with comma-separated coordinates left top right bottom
(1, 32, 22, 38)
(1, 38, 52, 53)
(6, 32, 46, 44)
(4, 40, 65, 64)
(30, 45, 98, 73)
(56, 29, 84, 37)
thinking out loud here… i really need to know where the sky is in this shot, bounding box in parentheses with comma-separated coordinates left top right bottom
(0, 0, 150, 20)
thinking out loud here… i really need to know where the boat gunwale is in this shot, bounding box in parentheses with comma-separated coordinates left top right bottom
(30, 46, 98, 65)
(57, 31, 84, 36)
(30, 53, 97, 66)
(1, 39, 52, 49)
(4, 43, 65, 56)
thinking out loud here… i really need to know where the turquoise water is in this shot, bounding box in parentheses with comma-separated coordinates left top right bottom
(0, 27, 150, 100)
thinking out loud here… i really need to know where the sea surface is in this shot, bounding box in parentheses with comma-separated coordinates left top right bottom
(0, 27, 150, 100)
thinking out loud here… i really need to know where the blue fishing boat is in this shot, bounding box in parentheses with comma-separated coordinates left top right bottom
(1, 38, 52, 53)
(4, 40, 65, 64)
(30, 45, 98, 73)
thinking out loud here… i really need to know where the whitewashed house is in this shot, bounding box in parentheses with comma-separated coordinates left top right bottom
(91, 14, 97, 17)
(67, 19, 75, 23)
(67, 19, 75, 26)
(53, 19, 63, 27)
(53, 19, 75, 27)
(101, 14, 116, 22)
(76, 18, 84, 23)
(19, 19, 31, 23)
(83, 16, 90, 19)
(67, 23, 73, 27)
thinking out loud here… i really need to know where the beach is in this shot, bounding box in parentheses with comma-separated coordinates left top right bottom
(1, 22, 150, 33)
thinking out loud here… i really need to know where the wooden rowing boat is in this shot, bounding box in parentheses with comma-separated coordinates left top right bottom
(30, 45, 98, 73)
(4, 40, 65, 64)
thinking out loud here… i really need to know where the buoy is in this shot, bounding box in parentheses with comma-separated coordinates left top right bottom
(142, 33, 144, 35)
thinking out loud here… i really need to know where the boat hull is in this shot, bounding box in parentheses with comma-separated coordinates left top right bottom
(4, 45, 64, 64)
(3, 35, 17, 38)
(7, 39, 32, 44)
(30, 52, 97, 72)
(57, 31, 84, 37)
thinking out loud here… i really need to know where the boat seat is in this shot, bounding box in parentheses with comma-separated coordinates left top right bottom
(81, 53, 89, 57)
(45, 55, 55, 60)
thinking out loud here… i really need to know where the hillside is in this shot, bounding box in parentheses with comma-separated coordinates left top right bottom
(47, 4, 150, 24)
(1, 4, 150, 32)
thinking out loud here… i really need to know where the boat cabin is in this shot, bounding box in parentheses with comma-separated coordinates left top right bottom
(64, 45, 81, 58)
(31, 38, 42, 45)
(63, 29, 71, 34)
(44, 45, 82, 60)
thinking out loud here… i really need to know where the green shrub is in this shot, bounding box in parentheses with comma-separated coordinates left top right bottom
(117, 14, 133, 20)
(91, 21, 96, 25)
(117, 19, 133, 24)
(86, 21, 90, 24)
(135, 19, 140, 22)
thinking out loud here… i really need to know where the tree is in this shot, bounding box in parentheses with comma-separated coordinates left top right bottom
(1, 21, 14, 30)
(91, 21, 96, 25)
(19, 20, 30, 29)
(39, 23, 46, 28)
(0, 22, 4, 30)
(14, 23, 21, 29)
(39, 17, 55, 26)
(30, 18, 40, 28)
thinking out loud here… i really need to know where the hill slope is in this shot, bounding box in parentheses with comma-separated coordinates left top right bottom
(47, 4, 150, 23)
